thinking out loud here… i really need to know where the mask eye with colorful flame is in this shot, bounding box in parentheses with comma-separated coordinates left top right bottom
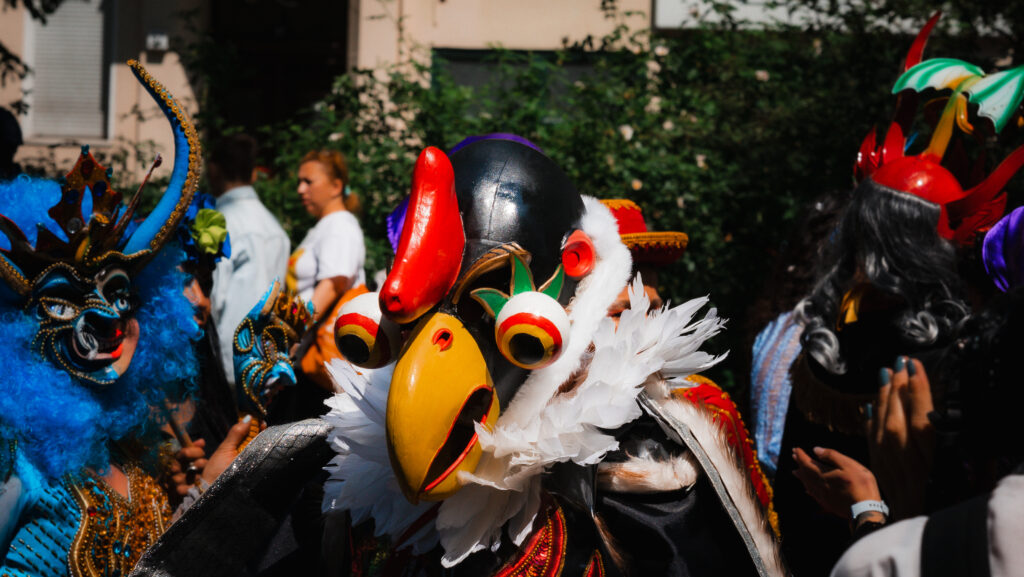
(471, 256, 569, 370)
(377, 139, 586, 504)
(28, 264, 138, 386)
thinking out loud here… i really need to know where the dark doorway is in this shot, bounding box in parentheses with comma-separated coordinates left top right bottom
(207, 0, 349, 131)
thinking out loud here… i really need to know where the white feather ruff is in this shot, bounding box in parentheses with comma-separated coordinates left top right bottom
(321, 361, 438, 554)
(498, 196, 632, 425)
(321, 198, 728, 568)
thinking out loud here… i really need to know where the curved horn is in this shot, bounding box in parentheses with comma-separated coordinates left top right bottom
(953, 143, 1024, 221)
(854, 126, 878, 182)
(904, 11, 941, 72)
(123, 60, 200, 255)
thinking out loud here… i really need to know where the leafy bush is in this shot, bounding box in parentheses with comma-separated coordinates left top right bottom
(187, 2, 1022, 393)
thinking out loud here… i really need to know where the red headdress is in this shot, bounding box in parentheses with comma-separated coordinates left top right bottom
(855, 12, 1024, 246)
(599, 199, 688, 266)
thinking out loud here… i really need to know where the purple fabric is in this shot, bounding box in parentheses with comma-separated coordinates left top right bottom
(386, 196, 409, 254)
(449, 133, 543, 155)
(983, 206, 1024, 292)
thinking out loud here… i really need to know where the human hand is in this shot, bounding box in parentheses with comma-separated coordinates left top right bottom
(793, 446, 882, 520)
(168, 439, 207, 498)
(869, 356, 935, 519)
(200, 417, 266, 485)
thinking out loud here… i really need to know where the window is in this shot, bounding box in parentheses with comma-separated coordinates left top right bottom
(25, 0, 110, 139)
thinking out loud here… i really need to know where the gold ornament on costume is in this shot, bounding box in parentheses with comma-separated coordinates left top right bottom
(66, 467, 171, 577)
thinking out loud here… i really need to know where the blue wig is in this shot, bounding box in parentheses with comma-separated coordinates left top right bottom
(0, 176, 201, 479)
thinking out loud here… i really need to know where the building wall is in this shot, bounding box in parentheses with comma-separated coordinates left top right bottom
(0, 0, 205, 176)
(0, 3, 27, 117)
(354, 0, 651, 69)
(3, 0, 653, 175)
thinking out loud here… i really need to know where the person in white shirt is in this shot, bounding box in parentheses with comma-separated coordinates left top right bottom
(287, 149, 366, 392)
(208, 134, 290, 387)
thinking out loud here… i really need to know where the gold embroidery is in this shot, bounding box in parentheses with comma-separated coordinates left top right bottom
(67, 466, 171, 577)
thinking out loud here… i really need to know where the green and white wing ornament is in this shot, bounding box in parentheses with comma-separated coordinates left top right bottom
(895, 58, 1024, 134)
(966, 66, 1024, 133)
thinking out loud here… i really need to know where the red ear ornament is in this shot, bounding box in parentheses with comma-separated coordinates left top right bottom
(379, 147, 465, 324)
(561, 230, 595, 279)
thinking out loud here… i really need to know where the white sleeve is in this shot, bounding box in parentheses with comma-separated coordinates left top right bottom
(830, 516, 927, 577)
(988, 474, 1024, 577)
(313, 216, 365, 283)
(0, 474, 24, 553)
(211, 232, 260, 386)
(210, 245, 236, 329)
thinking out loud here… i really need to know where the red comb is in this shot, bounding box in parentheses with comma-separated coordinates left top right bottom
(379, 147, 465, 324)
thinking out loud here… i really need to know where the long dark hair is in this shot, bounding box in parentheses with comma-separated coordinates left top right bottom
(796, 179, 968, 375)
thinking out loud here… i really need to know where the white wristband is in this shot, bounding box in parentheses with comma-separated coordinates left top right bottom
(851, 500, 889, 520)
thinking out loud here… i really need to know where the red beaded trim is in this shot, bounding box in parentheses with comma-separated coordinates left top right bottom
(494, 499, 567, 577)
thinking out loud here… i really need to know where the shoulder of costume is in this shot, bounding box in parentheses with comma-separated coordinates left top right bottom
(667, 374, 778, 534)
(640, 379, 785, 571)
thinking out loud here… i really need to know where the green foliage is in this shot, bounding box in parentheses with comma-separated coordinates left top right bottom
(193, 1, 1024, 392)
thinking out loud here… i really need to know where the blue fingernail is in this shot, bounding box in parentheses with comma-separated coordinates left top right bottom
(907, 358, 917, 376)
(879, 367, 890, 386)
(895, 356, 906, 371)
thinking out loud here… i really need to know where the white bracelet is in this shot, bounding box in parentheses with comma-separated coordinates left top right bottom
(851, 500, 889, 520)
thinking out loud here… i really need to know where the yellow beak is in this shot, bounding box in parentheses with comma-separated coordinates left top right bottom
(386, 312, 500, 503)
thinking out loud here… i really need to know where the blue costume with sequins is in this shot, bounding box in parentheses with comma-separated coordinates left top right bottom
(0, 61, 202, 577)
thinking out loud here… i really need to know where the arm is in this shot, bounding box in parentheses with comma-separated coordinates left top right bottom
(1, 470, 78, 577)
(792, 446, 886, 533)
(310, 275, 354, 322)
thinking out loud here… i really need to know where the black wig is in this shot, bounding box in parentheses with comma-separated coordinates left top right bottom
(795, 180, 968, 376)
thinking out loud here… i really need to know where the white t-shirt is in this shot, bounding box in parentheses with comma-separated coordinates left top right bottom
(287, 210, 366, 311)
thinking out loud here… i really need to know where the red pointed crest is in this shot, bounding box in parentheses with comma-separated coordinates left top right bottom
(904, 11, 942, 72)
(379, 147, 466, 324)
(854, 127, 879, 181)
